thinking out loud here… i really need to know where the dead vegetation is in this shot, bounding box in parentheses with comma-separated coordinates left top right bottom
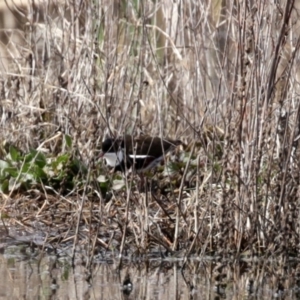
(0, 0, 300, 260)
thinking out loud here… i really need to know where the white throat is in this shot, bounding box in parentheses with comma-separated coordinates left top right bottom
(103, 150, 123, 167)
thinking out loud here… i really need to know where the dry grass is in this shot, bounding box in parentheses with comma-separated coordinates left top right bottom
(1, 0, 300, 260)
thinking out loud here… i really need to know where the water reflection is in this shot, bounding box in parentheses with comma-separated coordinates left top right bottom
(0, 245, 300, 299)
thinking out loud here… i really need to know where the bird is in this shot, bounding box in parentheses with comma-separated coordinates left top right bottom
(100, 135, 183, 174)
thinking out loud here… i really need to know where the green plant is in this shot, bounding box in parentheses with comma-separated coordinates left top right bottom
(0, 136, 86, 194)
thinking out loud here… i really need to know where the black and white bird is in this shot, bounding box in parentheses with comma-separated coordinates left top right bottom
(100, 135, 183, 173)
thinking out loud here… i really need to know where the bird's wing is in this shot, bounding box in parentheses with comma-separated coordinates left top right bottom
(121, 135, 181, 156)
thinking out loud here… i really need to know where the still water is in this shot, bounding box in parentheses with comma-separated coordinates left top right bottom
(0, 244, 299, 299)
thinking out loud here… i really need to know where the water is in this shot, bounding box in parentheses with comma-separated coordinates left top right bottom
(0, 245, 299, 299)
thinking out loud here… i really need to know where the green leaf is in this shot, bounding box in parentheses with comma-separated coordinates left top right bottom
(21, 162, 47, 181)
(32, 166, 47, 181)
(24, 150, 47, 168)
(51, 154, 70, 171)
(3, 167, 19, 178)
(56, 154, 69, 165)
(9, 146, 21, 162)
(34, 152, 47, 168)
(20, 162, 31, 173)
(0, 179, 9, 193)
(0, 160, 11, 176)
(30, 165, 47, 181)
(24, 152, 34, 163)
(64, 134, 72, 148)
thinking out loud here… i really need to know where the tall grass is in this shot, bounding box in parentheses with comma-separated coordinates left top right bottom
(1, 0, 300, 257)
